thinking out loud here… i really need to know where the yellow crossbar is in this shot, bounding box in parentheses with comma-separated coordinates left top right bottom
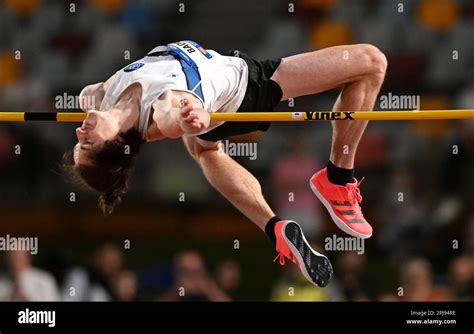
(0, 109, 471, 122)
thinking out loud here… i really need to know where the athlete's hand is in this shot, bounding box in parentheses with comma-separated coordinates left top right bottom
(179, 98, 210, 134)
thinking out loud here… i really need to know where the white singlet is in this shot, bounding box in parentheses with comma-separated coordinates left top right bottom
(80, 41, 249, 140)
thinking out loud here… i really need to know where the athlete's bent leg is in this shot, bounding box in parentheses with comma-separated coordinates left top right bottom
(270, 44, 387, 239)
(270, 43, 387, 168)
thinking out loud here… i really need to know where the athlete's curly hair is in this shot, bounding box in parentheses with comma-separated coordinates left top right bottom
(62, 128, 145, 216)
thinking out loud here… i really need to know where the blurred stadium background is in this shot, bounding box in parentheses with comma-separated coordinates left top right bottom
(0, 0, 473, 301)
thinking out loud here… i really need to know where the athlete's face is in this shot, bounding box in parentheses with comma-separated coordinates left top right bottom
(73, 110, 121, 165)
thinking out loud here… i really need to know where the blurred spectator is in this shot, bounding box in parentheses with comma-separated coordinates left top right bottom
(448, 255, 474, 300)
(0, 250, 60, 301)
(157, 251, 231, 301)
(214, 259, 241, 299)
(42, 251, 70, 294)
(401, 258, 450, 301)
(62, 242, 125, 301)
(112, 269, 138, 302)
(335, 252, 372, 301)
(377, 170, 436, 259)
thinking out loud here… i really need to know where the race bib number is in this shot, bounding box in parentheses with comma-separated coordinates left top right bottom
(167, 40, 213, 67)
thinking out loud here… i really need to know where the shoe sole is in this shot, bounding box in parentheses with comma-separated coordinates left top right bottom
(309, 179, 372, 239)
(281, 220, 333, 287)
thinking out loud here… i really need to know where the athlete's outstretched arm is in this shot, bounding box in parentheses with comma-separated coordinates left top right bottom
(183, 136, 274, 230)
